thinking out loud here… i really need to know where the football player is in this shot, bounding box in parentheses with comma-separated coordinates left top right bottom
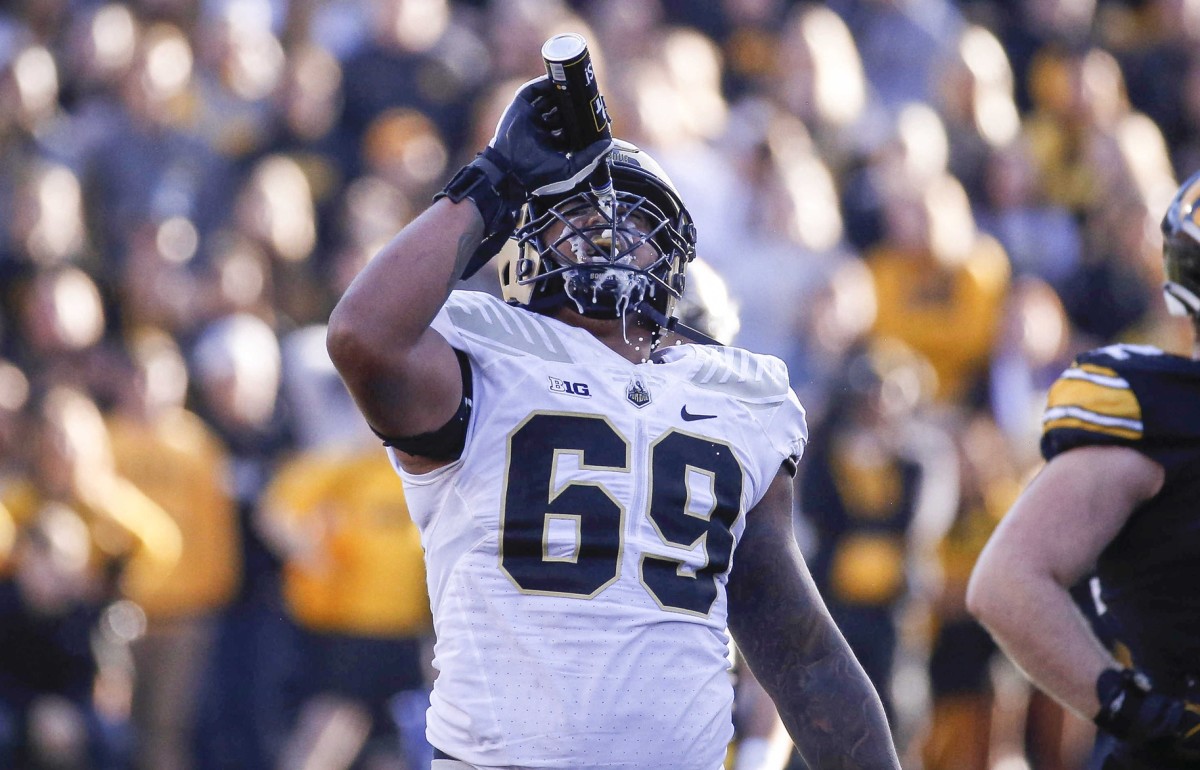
(967, 171, 1200, 769)
(327, 74, 900, 769)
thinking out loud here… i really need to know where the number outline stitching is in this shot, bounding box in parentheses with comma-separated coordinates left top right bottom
(499, 411, 630, 599)
(641, 428, 744, 617)
(499, 412, 745, 617)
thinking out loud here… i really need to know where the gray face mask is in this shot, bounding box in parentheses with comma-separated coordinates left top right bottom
(517, 190, 677, 319)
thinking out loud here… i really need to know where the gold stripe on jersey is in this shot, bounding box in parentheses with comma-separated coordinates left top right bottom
(1076, 363, 1125, 383)
(1041, 414, 1142, 441)
(1048, 380, 1140, 420)
(1043, 364, 1143, 440)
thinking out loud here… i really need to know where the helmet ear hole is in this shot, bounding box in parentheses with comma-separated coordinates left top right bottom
(497, 244, 537, 307)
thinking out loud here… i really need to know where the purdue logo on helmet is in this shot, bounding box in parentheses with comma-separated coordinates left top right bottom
(499, 140, 698, 333)
(1162, 170, 1200, 317)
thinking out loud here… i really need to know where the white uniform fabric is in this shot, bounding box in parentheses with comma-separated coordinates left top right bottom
(393, 291, 808, 770)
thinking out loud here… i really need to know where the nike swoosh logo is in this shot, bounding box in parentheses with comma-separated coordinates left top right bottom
(681, 406, 717, 422)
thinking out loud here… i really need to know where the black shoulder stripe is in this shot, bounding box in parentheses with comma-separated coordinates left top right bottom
(373, 348, 473, 460)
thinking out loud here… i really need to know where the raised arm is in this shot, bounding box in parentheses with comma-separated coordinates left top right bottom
(326, 77, 609, 447)
(326, 199, 481, 441)
(727, 469, 901, 770)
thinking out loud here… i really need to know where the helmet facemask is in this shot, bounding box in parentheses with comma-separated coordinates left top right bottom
(519, 189, 684, 318)
(504, 141, 697, 346)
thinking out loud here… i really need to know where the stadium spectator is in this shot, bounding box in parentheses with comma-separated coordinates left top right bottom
(934, 24, 1022, 203)
(865, 170, 1012, 407)
(187, 313, 293, 770)
(0, 505, 126, 770)
(336, 0, 487, 170)
(263, 325, 434, 770)
(799, 338, 957, 723)
(105, 328, 240, 770)
(975, 137, 1083, 290)
(766, 3, 884, 177)
(918, 410, 1022, 770)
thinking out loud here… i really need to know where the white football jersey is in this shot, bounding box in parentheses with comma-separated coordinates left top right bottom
(392, 291, 808, 770)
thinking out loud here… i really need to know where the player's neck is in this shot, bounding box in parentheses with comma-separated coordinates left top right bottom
(551, 307, 659, 364)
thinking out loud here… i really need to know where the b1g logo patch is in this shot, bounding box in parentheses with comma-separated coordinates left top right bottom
(549, 376, 590, 398)
(625, 377, 651, 408)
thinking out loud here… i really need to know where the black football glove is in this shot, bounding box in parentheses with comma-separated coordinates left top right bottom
(1095, 667, 1200, 763)
(436, 76, 613, 280)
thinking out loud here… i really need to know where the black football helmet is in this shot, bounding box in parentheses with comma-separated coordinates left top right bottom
(1162, 169, 1200, 317)
(500, 140, 698, 334)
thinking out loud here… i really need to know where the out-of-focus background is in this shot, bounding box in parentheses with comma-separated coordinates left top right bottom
(0, 0, 1192, 768)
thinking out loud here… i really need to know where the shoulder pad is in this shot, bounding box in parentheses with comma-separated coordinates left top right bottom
(1042, 359, 1143, 445)
(437, 291, 574, 363)
(1040, 345, 1192, 459)
(670, 345, 793, 404)
(657, 344, 807, 475)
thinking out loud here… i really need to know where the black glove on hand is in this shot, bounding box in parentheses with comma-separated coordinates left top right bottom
(1095, 667, 1200, 762)
(436, 76, 612, 280)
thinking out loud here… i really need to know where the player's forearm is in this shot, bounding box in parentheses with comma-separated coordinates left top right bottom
(728, 474, 900, 769)
(968, 562, 1115, 719)
(749, 628, 900, 770)
(731, 577, 899, 768)
(328, 198, 483, 356)
(967, 446, 1163, 722)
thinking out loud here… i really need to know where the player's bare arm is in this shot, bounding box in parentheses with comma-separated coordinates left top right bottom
(328, 76, 609, 455)
(967, 445, 1164, 718)
(970, 175, 1200, 766)
(327, 199, 479, 444)
(727, 468, 901, 770)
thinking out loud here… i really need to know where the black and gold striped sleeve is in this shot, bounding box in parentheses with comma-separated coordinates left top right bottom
(1041, 362, 1143, 459)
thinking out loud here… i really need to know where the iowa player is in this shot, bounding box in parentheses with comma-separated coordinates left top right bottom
(327, 71, 899, 769)
(968, 172, 1200, 768)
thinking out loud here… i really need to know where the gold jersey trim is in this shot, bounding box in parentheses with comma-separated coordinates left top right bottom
(1042, 415, 1142, 441)
(1043, 364, 1143, 440)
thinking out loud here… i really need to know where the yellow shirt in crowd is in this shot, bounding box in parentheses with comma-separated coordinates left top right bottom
(106, 409, 240, 619)
(868, 236, 1011, 404)
(262, 447, 431, 639)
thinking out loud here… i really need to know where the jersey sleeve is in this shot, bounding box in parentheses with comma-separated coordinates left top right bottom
(763, 374, 808, 476)
(1040, 356, 1144, 461)
(684, 346, 809, 477)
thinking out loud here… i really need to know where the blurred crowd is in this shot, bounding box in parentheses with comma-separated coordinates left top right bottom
(0, 0, 1196, 768)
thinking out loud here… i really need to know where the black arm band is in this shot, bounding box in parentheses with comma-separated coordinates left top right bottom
(373, 348, 473, 461)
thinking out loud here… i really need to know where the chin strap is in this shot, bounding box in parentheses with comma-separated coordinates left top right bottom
(512, 290, 721, 347)
(634, 302, 722, 347)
